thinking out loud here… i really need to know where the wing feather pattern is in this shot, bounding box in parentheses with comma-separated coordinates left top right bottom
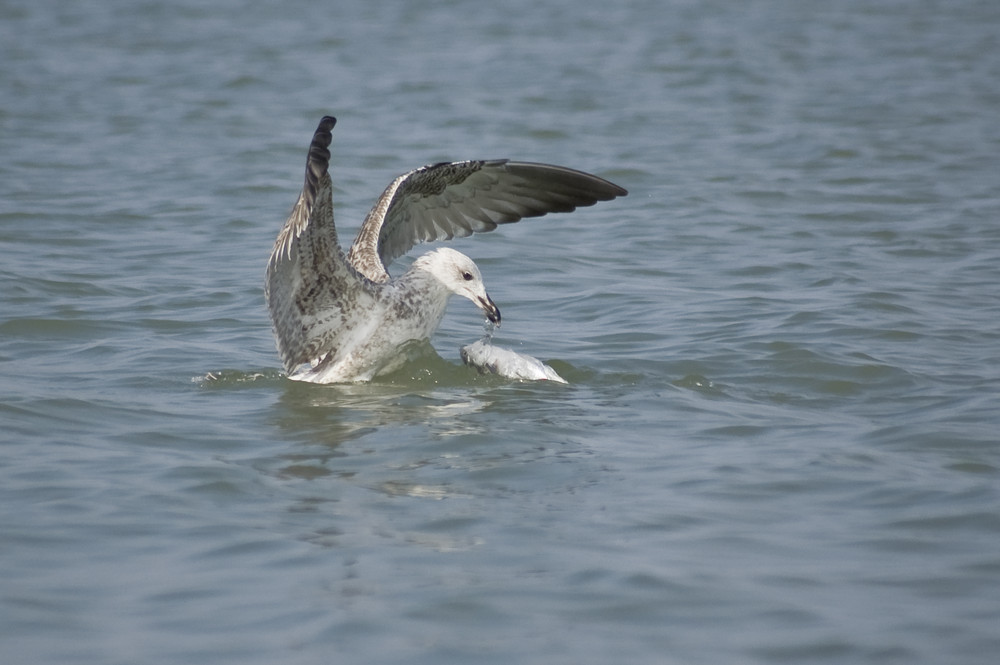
(265, 116, 376, 373)
(346, 160, 628, 283)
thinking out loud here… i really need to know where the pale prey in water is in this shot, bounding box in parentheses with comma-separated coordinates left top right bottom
(461, 338, 567, 383)
(265, 116, 626, 383)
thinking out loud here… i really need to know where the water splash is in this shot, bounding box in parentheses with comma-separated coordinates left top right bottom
(481, 318, 498, 343)
(194, 369, 284, 387)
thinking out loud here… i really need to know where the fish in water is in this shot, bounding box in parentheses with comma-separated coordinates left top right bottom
(460, 339, 567, 383)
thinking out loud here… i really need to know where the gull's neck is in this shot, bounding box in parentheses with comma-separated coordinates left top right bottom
(386, 255, 453, 333)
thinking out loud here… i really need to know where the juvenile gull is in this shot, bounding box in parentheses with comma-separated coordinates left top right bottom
(265, 116, 627, 383)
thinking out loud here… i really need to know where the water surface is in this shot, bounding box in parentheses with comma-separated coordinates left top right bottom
(2, 1, 1000, 663)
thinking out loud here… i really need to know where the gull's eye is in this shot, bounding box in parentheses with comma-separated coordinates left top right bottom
(462, 272, 474, 281)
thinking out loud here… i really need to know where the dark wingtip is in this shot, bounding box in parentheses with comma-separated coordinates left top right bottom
(309, 116, 337, 159)
(596, 176, 628, 199)
(301, 116, 337, 207)
(584, 179, 628, 202)
(311, 116, 336, 151)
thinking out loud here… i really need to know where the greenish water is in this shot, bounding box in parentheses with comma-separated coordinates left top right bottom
(3, 0, 1000, 663)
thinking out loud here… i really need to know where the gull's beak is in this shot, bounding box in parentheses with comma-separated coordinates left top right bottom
(478, 294, 501, 326)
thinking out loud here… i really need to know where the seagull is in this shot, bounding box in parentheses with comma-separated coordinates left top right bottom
(264, 116, 627, 383)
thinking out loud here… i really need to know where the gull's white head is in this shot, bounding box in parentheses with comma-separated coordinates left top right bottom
(418, 247, 501, 325)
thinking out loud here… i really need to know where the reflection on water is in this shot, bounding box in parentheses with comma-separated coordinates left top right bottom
(273, 370, 491, 442)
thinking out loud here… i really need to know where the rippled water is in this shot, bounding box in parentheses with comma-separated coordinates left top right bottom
(3, 0, 1000, 663)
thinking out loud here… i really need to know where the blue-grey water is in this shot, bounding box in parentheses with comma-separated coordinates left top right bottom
(3, 0, 1000, 663)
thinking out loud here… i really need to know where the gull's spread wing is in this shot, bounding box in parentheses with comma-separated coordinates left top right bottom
(265, 116, 375, 373)
(346, 160, 628, 282)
